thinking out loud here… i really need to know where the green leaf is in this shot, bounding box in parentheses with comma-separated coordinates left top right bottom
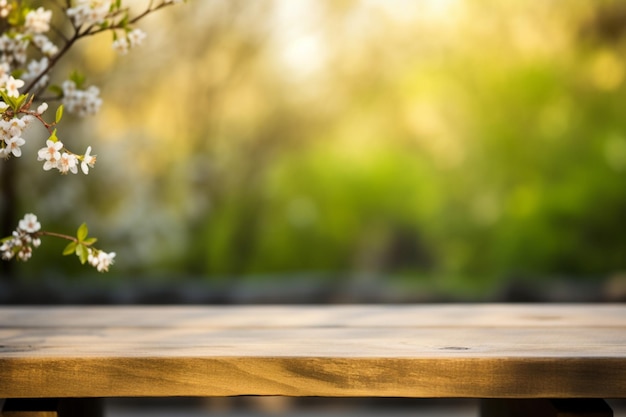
(48, 128, 58, 142)
(48, 85, 63, 97)
(76, 244, 88, 265)
(76, 222, 88, 241)
(13, 94, 28, 111)
(7, 2, 25, 26)
(69, 70, 86, 89)
(0, 90, 15, 110)
(120, 13, 129, 28)
(83, 237, 98, 246)
(62, 241, 78, 256)
(55, 104, 63, 123)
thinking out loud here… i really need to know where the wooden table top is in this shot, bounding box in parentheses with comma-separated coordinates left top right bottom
(0, 304, 625, 399)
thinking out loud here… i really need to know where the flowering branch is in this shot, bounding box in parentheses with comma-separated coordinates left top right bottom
(1, 214, 115, 272)
(0, 0, 183, 272)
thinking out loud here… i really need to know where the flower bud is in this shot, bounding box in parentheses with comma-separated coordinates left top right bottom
(37, 102, 48, 115)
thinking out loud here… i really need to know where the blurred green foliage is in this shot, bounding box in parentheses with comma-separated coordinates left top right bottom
(8, 0, 626, 295)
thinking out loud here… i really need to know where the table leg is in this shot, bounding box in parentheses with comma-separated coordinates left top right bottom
(480, 399, 613, 417)
(1, 398, 103, 417)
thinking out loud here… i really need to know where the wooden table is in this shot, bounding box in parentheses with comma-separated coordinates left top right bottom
(0, 304, 624, 416)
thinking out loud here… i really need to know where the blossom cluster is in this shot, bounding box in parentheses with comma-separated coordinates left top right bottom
(0, 111, 34, 158)
(113, 28, 147, 54)
(0, 214, 42, 262)
(67, 0, 112, 28)
(88, 249, 117, 273)
(0, 214, 116, 272)
(0, 1, 167, 171)
(37, 140, 96, 174)
(62, 80, 102, 117)
(0, 0, 183, 271)
(0, 4, 95, 173)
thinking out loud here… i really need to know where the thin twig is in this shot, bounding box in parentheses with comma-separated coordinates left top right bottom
(38, 230, 77, 242)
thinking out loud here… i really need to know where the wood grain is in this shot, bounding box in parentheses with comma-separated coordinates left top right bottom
(0, 304, 625, 399)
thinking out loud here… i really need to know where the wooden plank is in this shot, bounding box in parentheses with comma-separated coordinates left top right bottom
(2, 356, 626, 398)
(0, 304, 624, 328)
(0, 305, 624, 399)
(0, 327, 625, 358)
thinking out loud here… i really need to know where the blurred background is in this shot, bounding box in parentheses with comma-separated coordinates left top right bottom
(2, 0, 626, 303)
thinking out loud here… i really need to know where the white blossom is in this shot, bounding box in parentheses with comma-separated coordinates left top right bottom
(62, 80, 103, 116)
(1, 214, 42, 261)
(0, 117, 27, 145)
(67, 0, 112, 28)
(42, 157, 59, 171)
(17, 245, 33, 261)
(0, 34, 28, 66)
(88, 248, 116, 272)
(6, 117, 25, 137)
(0, 242, 13, 260)
(0, 121, 11, 141)
(23, 57, 50, 90)
(112, 37, 129, 55)
(18, 213, 41, 233)
(113, 29, 147, 55)
(33, 35, 58, 57)
(4, 76, 24, 97)
(37, 102, 48, 115)
(58, 152, 79, 174)
(128, 29, 147, 47)
(25, 7, 52, 34)
(0, 0, 11, 18)
(5, 135, 25, 157)
(81, 146, 96, 174)
(37, 139, 63, 171)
